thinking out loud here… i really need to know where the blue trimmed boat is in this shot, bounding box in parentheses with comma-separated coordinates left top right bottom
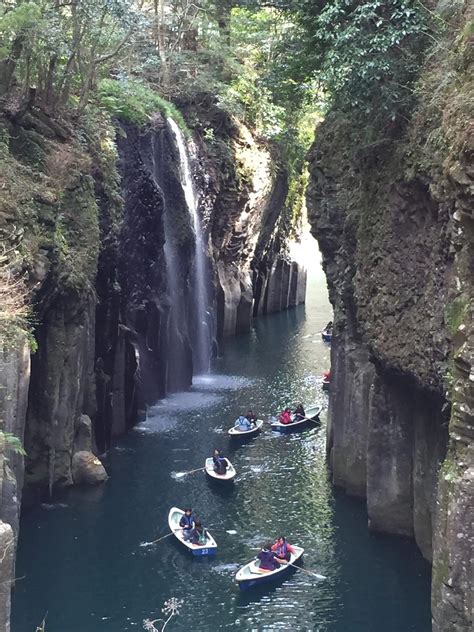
(321, 329, 332, 343)
(167, 507, 217, 556)
(235, 546, 304, 589)
(271, 405, 322, 433)
(228, 419, 263, 438)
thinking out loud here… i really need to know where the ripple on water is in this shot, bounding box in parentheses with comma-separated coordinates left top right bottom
(41, 503, 68, 510)
(192, 373, 254, 390)
(133, 414, 178, 434)
(149, 390, 222, 412)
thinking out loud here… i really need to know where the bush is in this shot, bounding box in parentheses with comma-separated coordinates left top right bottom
(97, 78, 189, 134)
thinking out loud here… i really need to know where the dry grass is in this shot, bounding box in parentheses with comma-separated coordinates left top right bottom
(0, 260, 29, 335)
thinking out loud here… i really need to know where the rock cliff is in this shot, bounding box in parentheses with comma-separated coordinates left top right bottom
(0, 98, 305, 628)
(306, 3, 473, 630)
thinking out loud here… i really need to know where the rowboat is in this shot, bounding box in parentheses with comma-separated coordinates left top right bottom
(321, 329, 332, 343)
(228, 419, 263, 438)
(167, 507, 217, 556)
(205, 457, 236, 481)
(271, 405, 322, 433)
(235, 545, 304, 590)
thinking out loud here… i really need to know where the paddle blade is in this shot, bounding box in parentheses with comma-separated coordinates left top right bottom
(172, 471, 186, 479)
(226, 529, 237, 535)
(313, 572, 327, 580)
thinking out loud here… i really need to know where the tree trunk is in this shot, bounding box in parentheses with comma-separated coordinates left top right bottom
(154, 0, 169, 90)
(0, 35, 25, 95)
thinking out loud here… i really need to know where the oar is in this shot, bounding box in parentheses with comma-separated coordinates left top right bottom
(285, 561, 326, 580)
(148, 523, 220, 545)
(149, 530, 181, 545)
(174, 466, 207, 478)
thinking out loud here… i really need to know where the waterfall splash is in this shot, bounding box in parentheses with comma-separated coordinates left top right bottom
(167, 118, 211, 373)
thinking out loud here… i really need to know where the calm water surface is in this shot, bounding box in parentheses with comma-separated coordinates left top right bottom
(12, 275, 431, 631)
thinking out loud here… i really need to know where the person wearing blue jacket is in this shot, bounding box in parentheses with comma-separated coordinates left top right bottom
(179, 508, 195, 541)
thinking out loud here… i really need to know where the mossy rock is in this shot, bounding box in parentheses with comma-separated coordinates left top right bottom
(9, 125, 48, 169)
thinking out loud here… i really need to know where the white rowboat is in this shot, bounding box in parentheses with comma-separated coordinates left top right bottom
(235, 545, 304, 589)
(204, 457, 236, 481)
(228, 419, 264, 438)
(270, 405, 322, 432)
(167, 506, 217, 556)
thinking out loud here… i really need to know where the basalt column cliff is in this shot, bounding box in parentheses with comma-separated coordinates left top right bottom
(0, 100, 306, 629)
(307, 4, 473, 631)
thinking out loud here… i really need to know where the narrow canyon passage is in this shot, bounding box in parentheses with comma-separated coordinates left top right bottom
(12, 261, 430, 632)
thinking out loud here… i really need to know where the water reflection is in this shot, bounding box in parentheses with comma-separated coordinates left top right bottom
(12, 276, 430, 632)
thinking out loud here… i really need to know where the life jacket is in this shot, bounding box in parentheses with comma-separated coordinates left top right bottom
(274, 541, 288, 557)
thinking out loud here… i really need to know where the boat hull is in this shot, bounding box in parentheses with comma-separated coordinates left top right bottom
(236, 546, 304, 590)
(321, 331, 332, 343)
(205, 457, 236, 481)
(167, 507, 217, 556)
(228, 419, 263, 438)
(271, 406, 322, 433)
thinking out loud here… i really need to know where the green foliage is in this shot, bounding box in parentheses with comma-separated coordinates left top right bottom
(97, 78, 189, 133)
(445, 297, 469, 335)
(0, 0, 143, 108)
(291, 0, 436, 126)
(0, 430, 26, 456)
(0, 2, 40, 58)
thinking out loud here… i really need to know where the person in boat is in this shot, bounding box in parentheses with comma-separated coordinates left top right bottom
(245, 409, 257, 426)
(324, 320, 333, 334)
(323, 369, 331, 383)
(271, 536, 296, 562)
(190, 519, 208, 546)
(293, 404, 305, 421)
(212, 448, 228, 475)
(179, 508, 195, 541)
(279, 408, 292, 425)
(235, 415, 252, 431)
(257, 542, 280, 571)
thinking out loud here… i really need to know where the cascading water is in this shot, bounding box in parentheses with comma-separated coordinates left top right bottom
(167, 118, 211, 373)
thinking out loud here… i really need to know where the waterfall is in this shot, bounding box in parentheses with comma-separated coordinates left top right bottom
(167, 118, 211, 374)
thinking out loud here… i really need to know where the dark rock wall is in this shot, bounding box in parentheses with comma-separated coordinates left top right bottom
(0, 104, 306, 630)
(0, 336, 30, 631)
(307, 3, 473, 627)
(13, 107, 306, 485)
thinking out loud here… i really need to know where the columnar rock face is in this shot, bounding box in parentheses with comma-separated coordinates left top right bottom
(0, 335, 30, 630)
(307, 4, 473, 628)
(2, 102, 306, 490)
(0, 102, 306, 629)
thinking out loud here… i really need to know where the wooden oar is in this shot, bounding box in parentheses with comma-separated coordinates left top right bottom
(149, 528, 185, 545)
(174, 466, 207, 478)
(285, 561, 326, 580)
(149, 523, 219, 545)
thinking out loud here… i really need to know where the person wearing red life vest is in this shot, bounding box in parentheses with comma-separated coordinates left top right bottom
(279, 408, 292, 424)
(271, 536, 296, 562)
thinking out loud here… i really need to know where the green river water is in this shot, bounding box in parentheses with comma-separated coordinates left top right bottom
(12, 271, 431, 632)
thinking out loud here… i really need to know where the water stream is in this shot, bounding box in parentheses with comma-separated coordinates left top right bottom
(12, 267, 431, 632)
(167, 118, 211, 373)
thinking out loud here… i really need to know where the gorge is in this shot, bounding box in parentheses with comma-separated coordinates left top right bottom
(1, 1, 473, 631)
